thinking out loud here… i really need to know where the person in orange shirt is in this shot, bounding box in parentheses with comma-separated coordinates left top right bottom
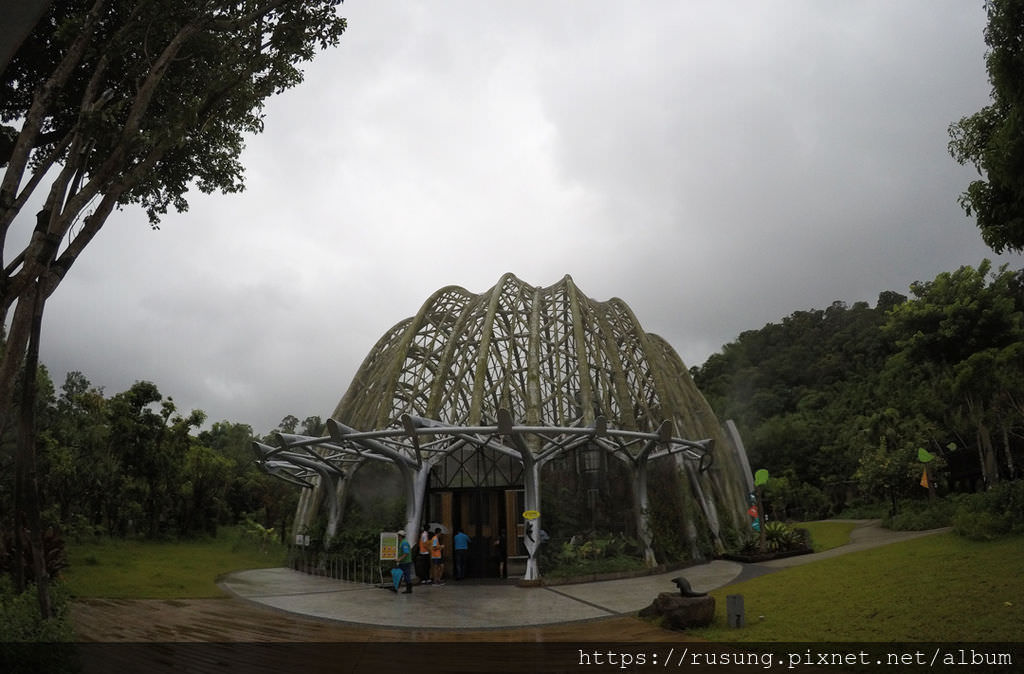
(429, 527, 445, 585)
(416, 525, 431, 584)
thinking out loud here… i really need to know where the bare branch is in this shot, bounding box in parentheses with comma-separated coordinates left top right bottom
(7, 128, 74, 222)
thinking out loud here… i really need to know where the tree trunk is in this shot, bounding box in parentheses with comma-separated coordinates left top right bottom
(0, 292, 38, 434)
(8, 287, 38, 593)
(632, 461, 657, 566)
(15, 281, 51, 618)
(12, 410, 25, 592)
(522, 459, 541, 581)
(966, 396, 999, 488)
(1000, 420, 1016, 480)
(403, 463, 433, 577)
(979, 422, 998, 487)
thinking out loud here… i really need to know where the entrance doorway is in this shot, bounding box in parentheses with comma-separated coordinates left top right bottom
(426, 488, 523, 579)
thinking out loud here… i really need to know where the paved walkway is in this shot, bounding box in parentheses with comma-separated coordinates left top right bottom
(219, 520, 949, 630)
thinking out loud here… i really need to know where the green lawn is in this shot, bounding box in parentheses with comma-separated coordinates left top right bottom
(799, 520, 860, 552)
(61, 528, 286, 599)
(689, 532, 1024, 641)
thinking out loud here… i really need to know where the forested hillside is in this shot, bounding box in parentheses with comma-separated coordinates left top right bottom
(692, 261, 1023, 519)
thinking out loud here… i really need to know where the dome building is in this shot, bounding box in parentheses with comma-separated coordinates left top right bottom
(255, 274, 753, 580)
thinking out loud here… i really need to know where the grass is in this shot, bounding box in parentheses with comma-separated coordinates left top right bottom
(798, 520, 860, 552)
(61, 527, 287, 599)
(688, 532, 1024, 641)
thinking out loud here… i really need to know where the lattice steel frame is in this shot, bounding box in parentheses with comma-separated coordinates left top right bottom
(255, 274, 752, 579)
(255, 410, 716, 579)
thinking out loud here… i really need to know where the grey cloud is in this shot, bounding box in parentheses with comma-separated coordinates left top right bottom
(31, 1, 1022, 434)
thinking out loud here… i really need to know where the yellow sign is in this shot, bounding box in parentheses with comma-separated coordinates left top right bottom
(379, 532, 398, 560)
(522, 510, 540, 520)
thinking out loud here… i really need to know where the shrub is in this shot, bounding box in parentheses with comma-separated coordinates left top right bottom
(326, 524, 380, 556)
(790, 482, 833, 520)
(543, 532, 645, 579)
(762, 521, 806, 552)
(61, 514, 106, 544)
(838, 501, 889, 519)
(0, 576, 74, 642)
(952, 480, 1024, 540)
(763, 474, 832, 521)
(953, 510, 1012, 541)
(884, 498, 957, 531)
(733, 521, 810, 557)
(0, 527, 69, 581)
(240, 517, 277, 552)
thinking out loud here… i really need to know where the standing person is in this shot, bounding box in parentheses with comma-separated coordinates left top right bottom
(394, 529, 413, 594)
(493, 529, 507, 579)
(453, 528, 471, 580)
(417, 525, 431, 584)
(430, 527, 445, 585)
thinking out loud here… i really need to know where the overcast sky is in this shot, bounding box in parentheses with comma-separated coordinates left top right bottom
(28, 1, 1024, 435)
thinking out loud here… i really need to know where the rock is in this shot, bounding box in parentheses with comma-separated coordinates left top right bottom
(639, 592, 715, 630)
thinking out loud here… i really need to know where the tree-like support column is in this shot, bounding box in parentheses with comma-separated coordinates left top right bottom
(257, 409, 725, 581)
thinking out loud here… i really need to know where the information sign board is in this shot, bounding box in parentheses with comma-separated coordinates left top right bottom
(379, 532, 398, 561)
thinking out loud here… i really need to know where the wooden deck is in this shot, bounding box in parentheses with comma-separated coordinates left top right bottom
(70, 596, 690, 642)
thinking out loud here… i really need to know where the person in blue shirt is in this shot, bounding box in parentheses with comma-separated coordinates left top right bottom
(453, 528, 471, 580)
(393, 529, 413, 593)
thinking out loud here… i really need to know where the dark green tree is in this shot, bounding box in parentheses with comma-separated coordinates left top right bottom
(178, 442, 233, 537)
(39, 371, 104, 525)
(948, 0, 1024, 253)
(277, 415, 300, 434)
(0, 0, 345, 616)
(0, 0, 346, 422)
(199, 419, 298, 533)
(882, 261, 1024, 488)
(301, 415, 324, 436)
(105, 381, 177, 537)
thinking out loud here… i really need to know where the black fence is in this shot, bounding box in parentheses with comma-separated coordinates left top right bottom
(285, 546, 385, 585)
